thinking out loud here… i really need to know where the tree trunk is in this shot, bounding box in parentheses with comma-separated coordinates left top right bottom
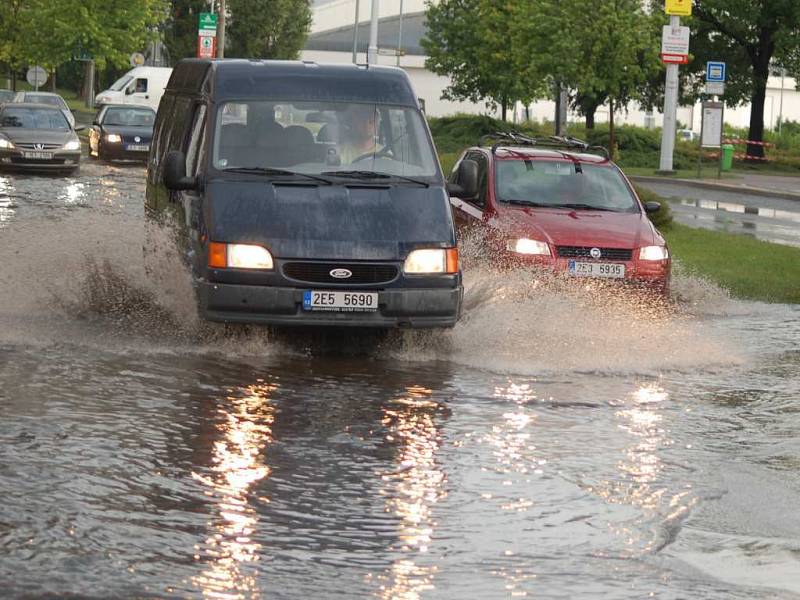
(586, 106, 596, 130)
(11, 70, 16, 92)
(608, 98, 615, 156)
(746, 67, 768, 159)
(501, 103, 507, 122)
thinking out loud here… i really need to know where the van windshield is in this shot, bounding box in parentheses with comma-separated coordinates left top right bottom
(213, 101, 439, 179)
(109, 75, 133, 92)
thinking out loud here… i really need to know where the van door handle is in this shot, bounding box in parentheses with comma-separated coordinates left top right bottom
(145, 95, 149, 99)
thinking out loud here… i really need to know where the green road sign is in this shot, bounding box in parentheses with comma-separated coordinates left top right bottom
(199, 13, 217, 33)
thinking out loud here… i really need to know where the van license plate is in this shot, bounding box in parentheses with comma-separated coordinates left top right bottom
(568, 261, 625, 278)
(23, 151, 53, 160)
(303, 290, 378, 312)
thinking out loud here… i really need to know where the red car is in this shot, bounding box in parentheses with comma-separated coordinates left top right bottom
(447, 134, 671, 292)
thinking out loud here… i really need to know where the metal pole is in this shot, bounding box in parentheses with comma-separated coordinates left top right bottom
(397, 0, 404, 66)
(367, 0, 379, 65)
(352, 0, 360, 63)
(218, 0, 226, 59)
(779, 68, 785, 134)
(658, 15, 681, 173)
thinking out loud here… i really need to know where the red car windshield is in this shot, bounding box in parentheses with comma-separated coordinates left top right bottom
(496, 159, 638, 212)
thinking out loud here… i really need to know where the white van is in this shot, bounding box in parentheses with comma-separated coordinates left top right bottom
(95, 66, 172, 111)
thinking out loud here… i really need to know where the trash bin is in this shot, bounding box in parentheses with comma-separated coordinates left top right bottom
(721, 144, 735, 171)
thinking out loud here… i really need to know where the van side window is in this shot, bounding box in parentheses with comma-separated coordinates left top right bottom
(135, 78, 148, 94)
(186, 104, 207, 176)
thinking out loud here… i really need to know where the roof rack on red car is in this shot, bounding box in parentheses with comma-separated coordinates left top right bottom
(478, 131, 610, 161)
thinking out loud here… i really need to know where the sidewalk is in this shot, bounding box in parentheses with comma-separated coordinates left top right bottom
(630, 172, 800, 200)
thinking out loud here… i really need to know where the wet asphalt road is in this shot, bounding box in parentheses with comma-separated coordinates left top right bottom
(634, 180, 800, 247)
(1, 163, 799, 599)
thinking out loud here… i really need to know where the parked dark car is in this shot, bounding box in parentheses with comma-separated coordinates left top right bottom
(89, 104, 155, 161)
(0, 103, 82, 174)
(13, 91, 75, 128)
(146, 59, 462, 328)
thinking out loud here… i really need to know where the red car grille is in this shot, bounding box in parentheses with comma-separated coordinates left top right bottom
(283, 262, 399, 285)
(556, 246, 633, 261)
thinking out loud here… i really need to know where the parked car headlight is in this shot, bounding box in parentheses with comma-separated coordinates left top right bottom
(0, 137, 14, 149)
(63, 140, 80, 150)
(106, 134, 122, 143)
(403, 248, 458, 274)
(208, 242, 274, 270)
(506, 238, 550, 256)
(639, 245, 669, 261)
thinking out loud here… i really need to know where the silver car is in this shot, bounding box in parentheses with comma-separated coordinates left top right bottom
(0, 103, 82, 174)
(13, 91, 75, 129)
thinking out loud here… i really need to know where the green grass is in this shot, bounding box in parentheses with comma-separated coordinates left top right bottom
(622, 166, 738, 179)
(663, 223, 800, 303)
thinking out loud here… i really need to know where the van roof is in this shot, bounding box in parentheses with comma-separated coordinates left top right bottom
(166, 59, 419, 107)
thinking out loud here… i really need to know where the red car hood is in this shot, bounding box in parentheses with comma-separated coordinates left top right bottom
(494, 206, 659, 250)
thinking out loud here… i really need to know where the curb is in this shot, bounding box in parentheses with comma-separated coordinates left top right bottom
(630, 175, 800, 201)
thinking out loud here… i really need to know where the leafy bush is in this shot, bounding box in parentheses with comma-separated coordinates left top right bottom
(633, 184, 673, 230)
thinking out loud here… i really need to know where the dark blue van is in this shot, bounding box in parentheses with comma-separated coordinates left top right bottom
(145, 59, 466, 328)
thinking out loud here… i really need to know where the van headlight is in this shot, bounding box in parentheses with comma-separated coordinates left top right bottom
(106, 134, 122, 143)
(506, 238, 550, 256)
(208, 242, 274, 270)
(639, 245, 669, 261)
(403, 248, 458, 274)
(63, 140, 80, 150)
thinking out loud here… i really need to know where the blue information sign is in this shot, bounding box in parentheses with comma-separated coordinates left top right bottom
(706, 62, 726, 82)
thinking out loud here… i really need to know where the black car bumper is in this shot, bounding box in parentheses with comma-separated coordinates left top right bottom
(198, 282, 463, 328)
(0, 149, 81, 171)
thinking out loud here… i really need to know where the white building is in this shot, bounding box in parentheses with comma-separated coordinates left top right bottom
(303, 0, 800, 132)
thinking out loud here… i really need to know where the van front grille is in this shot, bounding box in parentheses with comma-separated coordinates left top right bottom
(557, 246, 633, 261)
(283, 262, 398, 285)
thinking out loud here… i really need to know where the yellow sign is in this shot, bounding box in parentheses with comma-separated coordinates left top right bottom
(665, 0, 692, 16)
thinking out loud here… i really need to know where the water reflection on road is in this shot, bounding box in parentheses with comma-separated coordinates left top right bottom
(1, 166, 799, 599)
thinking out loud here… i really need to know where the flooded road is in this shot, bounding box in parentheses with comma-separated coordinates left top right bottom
(634, 180, 800, 248)
(1, 164, 799, 599)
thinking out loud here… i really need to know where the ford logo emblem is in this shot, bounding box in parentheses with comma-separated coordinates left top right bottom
(590, 247, 602, 259)
(330, 268, 352, 279)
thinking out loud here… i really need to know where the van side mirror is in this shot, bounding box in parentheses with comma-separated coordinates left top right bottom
(447, 159, 479, 199)
(125, 86, 135, 96)
(164, 150, 197, 191)
(644, 201, 661, 214)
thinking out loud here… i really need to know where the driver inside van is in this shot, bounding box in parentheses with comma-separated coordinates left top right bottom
(338, 104, 382, 164)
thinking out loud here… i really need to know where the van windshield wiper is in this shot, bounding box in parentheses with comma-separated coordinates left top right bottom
(558, 203, 620, 212)
(222, 167, 333, 185)
(321, 170, 429, 187)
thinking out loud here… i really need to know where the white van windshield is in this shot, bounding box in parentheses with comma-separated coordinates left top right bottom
(109, 75, 134, 92)
(213, 101, 439, 179)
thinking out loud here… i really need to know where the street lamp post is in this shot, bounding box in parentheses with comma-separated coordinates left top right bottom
(352, 0, 360, 63)
(367, 0, 379, 65)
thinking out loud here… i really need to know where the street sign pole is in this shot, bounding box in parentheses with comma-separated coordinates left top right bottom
(659, 15, 681, 173)
(368, 0, 379, 64)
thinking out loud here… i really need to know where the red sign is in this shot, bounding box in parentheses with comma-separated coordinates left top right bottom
(661, 53, 688, 64)
(197, 35, 216, 59)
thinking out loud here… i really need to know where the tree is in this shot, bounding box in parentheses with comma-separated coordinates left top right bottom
(163, 0, 208, 62)
(422, 0, 546, 120)
(514, 0, 661, 148)
(689, 1, 800, 158)
(226, 0, 312, 60)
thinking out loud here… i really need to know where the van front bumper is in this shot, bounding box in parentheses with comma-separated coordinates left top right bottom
(198, 282, 463, 328)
